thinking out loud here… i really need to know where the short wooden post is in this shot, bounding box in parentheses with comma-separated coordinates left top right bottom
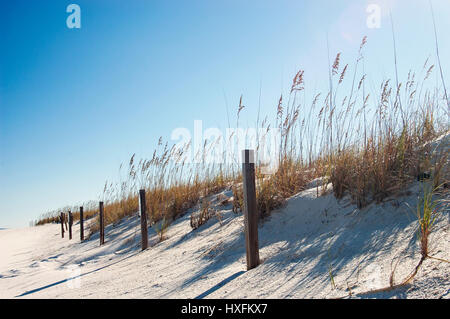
(99, 201, 105, 245)
(60, 212, 65, 238)
(139, 189, 148, 250)
(68, 211, 73, 240)
(80, 206, 84, 242)
(242, 149, 260, 270)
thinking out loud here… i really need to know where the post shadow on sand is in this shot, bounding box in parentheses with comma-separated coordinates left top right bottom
(15, 252, 139, 297)
(194, 271, 245, 299)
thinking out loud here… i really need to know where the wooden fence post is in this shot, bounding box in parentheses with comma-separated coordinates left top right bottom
(242, 149, 260, 270)
(139, 189, 148, 250)
(99, 201, 105, 245)
(60, 212, 65, 238)
(80, 206, 84, 242)
(68, 211, 73, 240)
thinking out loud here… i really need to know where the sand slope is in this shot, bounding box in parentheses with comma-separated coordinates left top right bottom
(0, 180, 448, 299)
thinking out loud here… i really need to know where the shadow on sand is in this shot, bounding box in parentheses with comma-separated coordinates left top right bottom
(194, 271, 245, 299)
(15, 252, 139, 298)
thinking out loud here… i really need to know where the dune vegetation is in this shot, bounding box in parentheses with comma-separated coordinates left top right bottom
(35, 35, 449, 253)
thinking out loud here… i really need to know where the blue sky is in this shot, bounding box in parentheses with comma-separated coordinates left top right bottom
(1, 0, 449, 228)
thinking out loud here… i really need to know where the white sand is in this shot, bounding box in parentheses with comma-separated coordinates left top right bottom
(0, 180, 448, 299)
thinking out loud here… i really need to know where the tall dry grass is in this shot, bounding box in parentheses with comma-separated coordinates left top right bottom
(36, 36, 449, 241)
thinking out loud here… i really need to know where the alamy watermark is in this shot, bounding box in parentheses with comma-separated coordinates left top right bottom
(363, 262, 383, 289)
(65, 264, 81, 289)
(66, 4, 81, 29)
(366, 4, 381, 29)
(171, 120, 281, 173)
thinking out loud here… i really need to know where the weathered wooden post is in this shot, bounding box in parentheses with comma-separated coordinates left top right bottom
(60, 212, 65, 238)
(242, 149, 260, 270)
(99, 201, 105, 245)
(80, 206, 84, 242)
(68, 211, 73, 240)
(139, 189, 148, 250)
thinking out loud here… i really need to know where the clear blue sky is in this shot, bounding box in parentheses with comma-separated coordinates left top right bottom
(1, 0, 449, 228)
